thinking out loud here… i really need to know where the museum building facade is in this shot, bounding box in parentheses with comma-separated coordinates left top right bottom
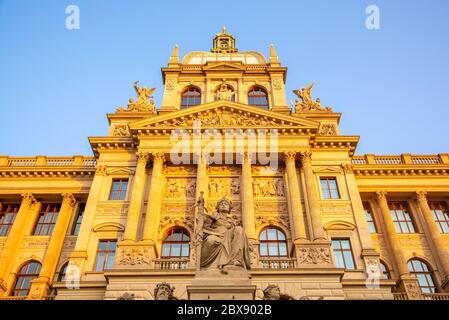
(1, 28, 449, 300)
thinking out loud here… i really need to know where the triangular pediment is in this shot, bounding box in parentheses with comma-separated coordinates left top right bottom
(203, 62, 246, 71)
(130, 101, 320, 131)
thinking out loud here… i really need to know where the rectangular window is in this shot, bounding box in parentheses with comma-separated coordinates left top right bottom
(33, 204, 60, 236)
(363, 202, 377, 233)
(109, 179, 128, 201)
(94, 240, 117, 272)
(320, 177, 340, 199)
(429, 202, 449, 234)
(331, 238, 355, 270)
(389, 202, 416, 234)
(72, 204, 85, 236)
(0, 204, 20, 236)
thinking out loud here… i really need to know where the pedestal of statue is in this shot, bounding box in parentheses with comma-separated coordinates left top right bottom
(187, 266, 256, 300)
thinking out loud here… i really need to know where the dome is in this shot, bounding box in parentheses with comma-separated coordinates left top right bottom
(181, 51, 267, 65)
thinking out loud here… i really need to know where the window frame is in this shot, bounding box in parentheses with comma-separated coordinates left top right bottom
(180, 86, 202, 109)
(0, 204, 20, 237)
(319, 177, 341, 200)
(109, 178, 129, 201)
(11, 260, 42, 297)
(57, 262, 69, 282)
(161, 227, 190, 259)
(407, 259, 437, 293)
(429, 201, 449, 234)
(388, 202, 416, 234)
(331, 238, 356, 270)
(363, 202, 378, 233)
(247, 86, 269, 109)
(258, 226, 288, 257)
(379, 260, 391, 280)
(93, 239, 117, 272)
(71, 203, 85, 236)
(33, 204, 60, 236)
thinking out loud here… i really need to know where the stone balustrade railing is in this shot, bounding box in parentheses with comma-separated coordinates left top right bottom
(153, 259, 190, 270)
(0, 156, 97, 167)
(352, 154, 449, 166)
(259, 258, 297, 269)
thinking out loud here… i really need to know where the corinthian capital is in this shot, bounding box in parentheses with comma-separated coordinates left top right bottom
(283, 151, 296, 162)
(300, 151, 312, 164)
(62, 193, 77, 207)
(374, 191, 387, 201)
(152, 152, 166, 164)
(136, 151, 150, 164)
(342, 163, 354, 174)
(21, 193, 37, 206)
(415, 190, 428, 202)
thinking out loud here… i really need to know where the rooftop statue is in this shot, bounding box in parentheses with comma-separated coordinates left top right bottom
(116, 81, 156, 113)
(194, 193, 251, 274)
(293, 83, 332, 112)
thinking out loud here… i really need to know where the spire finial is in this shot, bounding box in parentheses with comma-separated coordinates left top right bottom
(269, 43, 280, 66)
(222, 25, 227, 34)
(168, 44, 179, 65)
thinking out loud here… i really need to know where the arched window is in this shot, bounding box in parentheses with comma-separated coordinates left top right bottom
(181, 86, 201, 109)
(259, 227, 287, 257)
(248, 86, 269, 109)
(58, 262, 69, 282)
(408, 259, 437, 293)
(12, 260, 41, 296)
(379, 260, 391, 279)
(162, 228, 190, 258)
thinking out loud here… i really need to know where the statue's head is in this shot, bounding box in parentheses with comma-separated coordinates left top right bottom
(154, 282, 174, 300)
(263, 285, 281, 300)
(216, 197, 232, 214)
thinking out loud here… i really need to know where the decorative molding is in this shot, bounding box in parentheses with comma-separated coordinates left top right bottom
(113, 125, 131, 137)
(323, 220, 356, 230)
(320, 204, 353, 215)
(313, 166, 343, 174)
(255, 215, 290, 229)
(255, 202, 288, 213)
(158, 215, 194, 233)
(118, 248, 151, 266)
(318, 124, 337, 136)
(92, 222, 125, 232)
(297, 247, 332, 265)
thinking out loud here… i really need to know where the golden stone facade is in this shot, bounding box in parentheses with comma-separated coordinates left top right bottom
(1, 28, 449, 300)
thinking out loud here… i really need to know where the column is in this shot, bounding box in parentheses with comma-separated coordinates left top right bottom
(142, 153, 166, 245)
(342, 164, 379, 257)
(69, 165, 106, 272)
(205, 78, 212, 103)
(300, 151, 326, 240)
(415, 191, 449, 283)
(284, 152, 307, 241)
(29, 193, 76, 300)
(375, 191, 409, 276)
(241, 153, 257, 240)
(195, 153, 209, 201)
(0, 194, 39, 295)
(123, 152, 150, 242)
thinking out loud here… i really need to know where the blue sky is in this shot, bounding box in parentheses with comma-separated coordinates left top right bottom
(0, 0, 448, 156)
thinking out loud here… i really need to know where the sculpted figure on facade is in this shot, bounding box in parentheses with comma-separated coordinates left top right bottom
(263, 285, 295, 300)
(293, 83, 332, 112)
(253, 178, 285, 197)
(216, 80, 235, 101)
(298, 247, 331, 265)
(154, 282, 177, 300)
(116, 81, 156, 113)
(195, 195, 252, 273)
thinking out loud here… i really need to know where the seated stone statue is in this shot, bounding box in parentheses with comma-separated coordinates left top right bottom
(199, 197, 251, 273)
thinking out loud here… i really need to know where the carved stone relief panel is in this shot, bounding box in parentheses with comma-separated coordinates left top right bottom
(165, 178, 196, 199)
(208, 165, 241, 176)
(320, 203, 352, 215)
(253, 177, 285, 198)
(96, 202, 129, 217)
(252, 166, 284, 176)
(208, 177, 240, 199)
(158, 215, 195, 233)
(255, 202, 288, 214)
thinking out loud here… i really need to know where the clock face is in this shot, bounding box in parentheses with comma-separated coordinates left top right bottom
(220, 39, 229, 48)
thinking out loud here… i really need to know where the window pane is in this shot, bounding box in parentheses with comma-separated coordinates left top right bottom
(259, 243, 268, 256)
(343, 252, 355, 269)
(181, 244, 190, 257)
(332, 240, 341, 249)
(279, 243, 287, 256)
(267, 228, 277, 240)
(335, 252, 345, 268)
(268, 243, 279, 256)
(341, 240, 350, 249)
(172, 244, 182, 257)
